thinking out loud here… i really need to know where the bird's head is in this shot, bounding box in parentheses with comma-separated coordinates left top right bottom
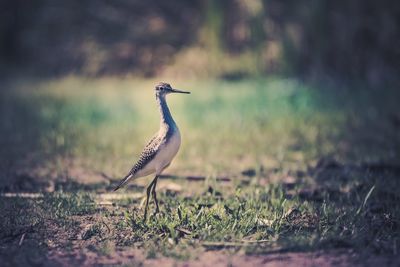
(155, 82, 190, 97)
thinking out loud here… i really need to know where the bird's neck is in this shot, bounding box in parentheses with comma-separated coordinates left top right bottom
(156, 95, 176, 129)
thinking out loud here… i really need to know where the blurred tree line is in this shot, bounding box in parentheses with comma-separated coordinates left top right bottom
(1, 0, 399, 85)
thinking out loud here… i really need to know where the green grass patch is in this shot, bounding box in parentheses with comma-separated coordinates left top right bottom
(107, 172, 399, 258)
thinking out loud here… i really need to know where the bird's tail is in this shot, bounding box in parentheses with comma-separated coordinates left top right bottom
(113, 172, 134, 191)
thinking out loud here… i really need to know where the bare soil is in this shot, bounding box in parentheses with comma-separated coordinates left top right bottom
(46, 248, 400, 267)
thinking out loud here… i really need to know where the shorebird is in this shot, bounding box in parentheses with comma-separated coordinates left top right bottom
(114, 82, 190, 220)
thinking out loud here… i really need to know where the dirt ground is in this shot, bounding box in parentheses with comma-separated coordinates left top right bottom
(2, 164, 399, 267)
(45, 248, 399, 267)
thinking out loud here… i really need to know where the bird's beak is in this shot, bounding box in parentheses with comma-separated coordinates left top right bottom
(169, 88, 190, 94)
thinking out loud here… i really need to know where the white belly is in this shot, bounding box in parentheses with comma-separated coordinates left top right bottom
(154, 131, 181, 173)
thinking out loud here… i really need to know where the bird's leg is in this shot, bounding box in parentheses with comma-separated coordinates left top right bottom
(143, 178, 156, 221)
(151, 176, 160, 215)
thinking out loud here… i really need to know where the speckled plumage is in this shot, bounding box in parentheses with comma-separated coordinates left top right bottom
(129, 135, 162, 175)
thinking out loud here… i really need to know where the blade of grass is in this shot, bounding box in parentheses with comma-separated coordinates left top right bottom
(356, 185, 375, 216)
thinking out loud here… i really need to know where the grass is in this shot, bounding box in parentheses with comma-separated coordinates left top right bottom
(0, 76, 399, 264)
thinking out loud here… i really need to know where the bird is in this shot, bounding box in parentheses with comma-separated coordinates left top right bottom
(113, 82, 190, 221)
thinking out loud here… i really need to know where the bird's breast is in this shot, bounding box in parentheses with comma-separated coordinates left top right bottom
(154, 129, 181, 172)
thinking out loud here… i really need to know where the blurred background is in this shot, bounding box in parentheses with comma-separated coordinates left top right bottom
(0, 0, 399, 187)
(1, 0, 399, 84)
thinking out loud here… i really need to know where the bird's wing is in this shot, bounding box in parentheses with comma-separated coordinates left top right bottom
(113, 134, 163, 191)
(129, 135, 162, 175)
